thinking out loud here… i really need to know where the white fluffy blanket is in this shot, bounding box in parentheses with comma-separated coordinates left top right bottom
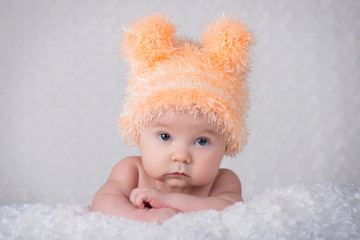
(1, 183, 359, 240)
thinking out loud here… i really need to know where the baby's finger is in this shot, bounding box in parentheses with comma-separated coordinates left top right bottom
(129, 188, 137, 204)
(130, 189, 143, 208)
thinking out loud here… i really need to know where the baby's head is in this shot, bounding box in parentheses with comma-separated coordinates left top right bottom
(118, 13, 253, 156)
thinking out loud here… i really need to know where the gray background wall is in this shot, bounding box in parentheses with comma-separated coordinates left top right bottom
(1, 0, 359, 205)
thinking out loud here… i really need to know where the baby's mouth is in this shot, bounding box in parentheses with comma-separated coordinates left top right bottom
(169, 172, 188, 177)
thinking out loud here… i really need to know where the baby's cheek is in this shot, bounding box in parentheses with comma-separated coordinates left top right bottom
(194, 164, 219, 184)
(142, 158, 164, 179)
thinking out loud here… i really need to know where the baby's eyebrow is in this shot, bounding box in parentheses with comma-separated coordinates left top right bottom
(200, 128, 219, 136)
(150, 121, 219, 136)
(150, 122, 173, 130)
(150, 122, 172, 128)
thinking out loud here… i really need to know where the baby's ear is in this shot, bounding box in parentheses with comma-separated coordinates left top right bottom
(202, 15, 253, 76)
(121, 13, 176, 69)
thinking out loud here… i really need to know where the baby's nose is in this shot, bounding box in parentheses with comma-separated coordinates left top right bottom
(170, 148, 191, 164)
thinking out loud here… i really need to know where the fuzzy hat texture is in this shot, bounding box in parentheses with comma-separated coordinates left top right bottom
(118, 13, 253, 156)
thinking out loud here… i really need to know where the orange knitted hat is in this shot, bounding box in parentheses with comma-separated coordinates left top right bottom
(118, 13, 253, 156)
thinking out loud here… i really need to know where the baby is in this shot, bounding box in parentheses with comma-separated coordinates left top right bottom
(91, 13, 253, 223)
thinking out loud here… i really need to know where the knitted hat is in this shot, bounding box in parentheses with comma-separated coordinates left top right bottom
(118, 13, 253, 156)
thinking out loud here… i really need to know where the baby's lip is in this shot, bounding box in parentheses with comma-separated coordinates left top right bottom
(169, 172, 189, 177)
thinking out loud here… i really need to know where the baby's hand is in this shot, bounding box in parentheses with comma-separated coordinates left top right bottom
(130, 187, 169, 209)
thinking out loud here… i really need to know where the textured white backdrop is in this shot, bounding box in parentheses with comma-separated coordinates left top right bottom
(0, 0, 359, 205)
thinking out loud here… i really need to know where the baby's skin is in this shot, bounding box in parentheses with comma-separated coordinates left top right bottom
(91, 112, 243, 223)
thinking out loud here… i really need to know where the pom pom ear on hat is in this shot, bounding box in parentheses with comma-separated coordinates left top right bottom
(121, 13, 176, 69)
(118, 13, 254, 156)
(202, 15, 253, 76)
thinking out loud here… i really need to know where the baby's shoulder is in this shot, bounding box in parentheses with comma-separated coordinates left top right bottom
(116, 155, 142, 166)
(113, 156, 153, 188)
(215, 168, 241, 184)
(217, 168, 239, 178)
(119, 156, 142, 165)
(109, 156, 142, 178)
(210, 168, 242, 193)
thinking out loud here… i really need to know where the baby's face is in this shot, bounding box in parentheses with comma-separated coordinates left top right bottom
(138, 112, 227, 192)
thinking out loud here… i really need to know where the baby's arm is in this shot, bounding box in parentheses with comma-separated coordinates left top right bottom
(91, 157, 177, 223)
(130, 169, 242, 213)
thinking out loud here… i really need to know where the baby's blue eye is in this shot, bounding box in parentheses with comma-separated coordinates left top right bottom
(158, 133, 171, 142)
(196, 138, 209, 146)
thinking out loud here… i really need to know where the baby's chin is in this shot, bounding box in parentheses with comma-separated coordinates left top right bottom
(157, 178, 195, 193)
